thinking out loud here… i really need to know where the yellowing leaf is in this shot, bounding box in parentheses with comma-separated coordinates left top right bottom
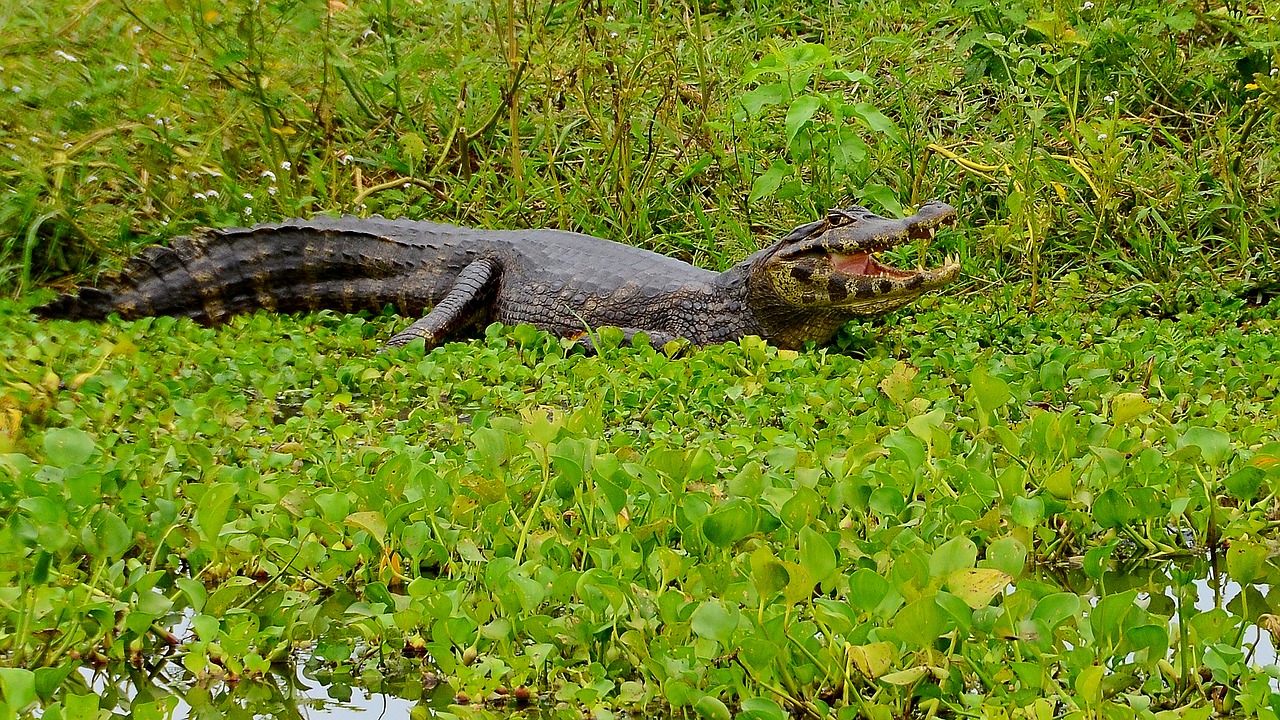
(946, 568, 1012, 609)
(1110, 392, 1152, 425)
(846, 641, 895, 679)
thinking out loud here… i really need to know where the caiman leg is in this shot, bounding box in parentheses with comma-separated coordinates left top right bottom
(385, 258, 499, 349)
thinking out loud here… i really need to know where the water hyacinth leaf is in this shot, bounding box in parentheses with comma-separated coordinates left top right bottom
(738, 632, 779, 672)
(1223, 467, 1266, 500)
(1125, 624, 1169, 661)
(1082, 544, 1115, 582)
(969, 366, 1011, 415)
(780, 486, 823, 529)
(33, 664, 74, 700)
(750, 547, 790, 598)
(1226, 541, 1269, 585)
(782, 562, 817, 606)
(798, 526, 836, 583)
(694, 695, 731, 720)
(1177, 427, 1232, 466)
(43, 427, 95, 467)
(847, 642, 895, 679)
(893, 596, 948, 649)
(847, 568, 891, 612)
(729, 461, 765, 497)
(196, 482, 238, 542)
(1110, 392, 1152, 424)
(84, 508, 131, 558)
(345, 511, 387, 548)
(0, 668, 36, 711)
(1010, 496, 1044, 527)
(1031, 593, 1080, 629)
(738, 696, 787, 720)
(690, 599, 738, 643)
(929, 536, 978, 578)
(982, 536, 1027, 576)
(702, 500, 757, 548)
(946, 568, 1011, 609)
(1090, 590, 1138, 648)
(471, 427, 508, 470)
(1093, 488, 1132, 529)
(868, 486, 906, 518)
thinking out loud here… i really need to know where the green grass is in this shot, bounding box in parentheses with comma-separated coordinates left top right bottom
(3, 0, 1280, 717)
(1, 0, 1276, 292)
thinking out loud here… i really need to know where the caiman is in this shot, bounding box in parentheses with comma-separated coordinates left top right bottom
(35, 203, 961, 351)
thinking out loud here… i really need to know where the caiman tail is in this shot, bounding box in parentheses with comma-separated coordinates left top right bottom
(34, 218, 431, 324)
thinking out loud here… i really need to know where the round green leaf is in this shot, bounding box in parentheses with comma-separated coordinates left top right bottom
(43, 427, 95, 468)
(690, 599, 738, 643)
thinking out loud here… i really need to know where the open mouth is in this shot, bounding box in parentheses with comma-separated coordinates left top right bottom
(828, 215, 959, 280)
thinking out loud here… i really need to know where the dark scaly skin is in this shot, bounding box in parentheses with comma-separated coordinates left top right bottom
(34, 203, 961, 351)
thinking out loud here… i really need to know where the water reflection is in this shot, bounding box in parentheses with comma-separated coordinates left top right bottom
(74, 658, 451, 719)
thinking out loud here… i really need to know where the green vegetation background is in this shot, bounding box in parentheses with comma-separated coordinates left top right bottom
(2, 0, 1280, 718)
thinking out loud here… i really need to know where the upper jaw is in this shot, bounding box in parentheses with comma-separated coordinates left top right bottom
(788, 201, 961, 282)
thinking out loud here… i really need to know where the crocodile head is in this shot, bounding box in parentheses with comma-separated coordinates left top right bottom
(744, 200, 962, 347)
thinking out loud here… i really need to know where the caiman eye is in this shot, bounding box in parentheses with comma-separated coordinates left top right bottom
(826, 209, 859, 227)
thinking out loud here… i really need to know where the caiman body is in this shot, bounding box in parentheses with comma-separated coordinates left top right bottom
(36, 204, 962, 350)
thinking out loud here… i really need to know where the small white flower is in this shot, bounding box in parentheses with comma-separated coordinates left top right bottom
(155, 118, 164, 126)
(141, 63, 150, 69)
(3, 143, 13, 149)
(162, 64, 173, 71)
(242, 192, 253, 200)
(403, 182, 410, 188)
(54, 50, 79, 63)
(147, 113, 155, 118)
(359, 203, 367, 210)
(115, 64, 128, 72)
(29, 136, 39, 143)
(58, 131, 67, 137)
(206, 189, 220, 198)
(132, 25, 141, 33)
(261, 170, 276, 181)
(1097, 133, 1108, 140)
(1103, 93, 1115, 104)
(183, 84, 190, 90)
(9, 155, 18, 162)
(169, 173, 177, 180)
(268, 185, 278, 195)
(207, 169, 222, 177)
(362, 28, 376, 39)
(1081, 0, 1093, 8)
(1272, 68, 1278, 76)
(340, 153, 354, 165)
(68, 100, 84, 108)
(12, 86, 23, 93)
(194, 192, 207, 200)
(244, 206, 253, 215)
(280, 161, 291, 170)
(85, 175, 98, 183)
(606, 14, 615, 20)
(62, 142, 73, 149)
(610, 31, 618, 38)
(188, 171, 201, 179)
